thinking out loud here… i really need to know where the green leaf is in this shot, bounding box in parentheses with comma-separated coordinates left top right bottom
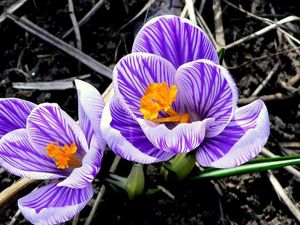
(217, 48, 225, 64)
(192, 155, 300, 180)
(145, 188, 161, 196)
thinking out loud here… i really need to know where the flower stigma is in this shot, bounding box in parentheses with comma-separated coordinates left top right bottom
(140, 82, 189, 123)
(46, 142, 81, 169)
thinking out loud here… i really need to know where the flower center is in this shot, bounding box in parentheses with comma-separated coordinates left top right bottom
(140, 82, 189, 123)
(46, 142, 81, 169)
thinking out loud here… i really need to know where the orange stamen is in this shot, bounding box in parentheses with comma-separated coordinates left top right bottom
(46, 142, 81, 169)
(140, 82, 190, 123)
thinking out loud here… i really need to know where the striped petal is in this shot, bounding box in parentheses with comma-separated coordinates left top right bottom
(75, 79, 105, 148)
(18, 182, 93, 225)
(0, 129, 67, 179)
(137, 117, 214, 154)
(113, 52, 176, 118)
(132, 15, 219, 69)
(27, 103, 89, 158)
(58, 134, 104, 188)
(101, 96, 175, 163)
(196, 100, 270, 168)
(0, 98, 36, 138)
(176, 59, 238, 138)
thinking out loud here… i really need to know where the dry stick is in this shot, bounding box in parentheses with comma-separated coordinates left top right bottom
(12, 74, 91, 90)
(85, 156, 121, 225)
(268, 171, 300, 222)
(9, 209, 21, 225)
(62, 0, 105, 39)
(288, 68, 300, 86)
(180, 0, 195, 18)
(198, 0, 207, 15)
(261, 148, 300, 181)
(224, 16, 300, 50)
(117, 0, 155, 32)
(0, 0, 28, 23)
(226, 46, 300, 70)
(157, 185, 175, 200)
(251, 62, 280, 96)
(72, 214, 80, 225)
(0, 168, 5, 174)
(238, 92, 286, 105)
(7, 14, 113, 79)
(195, 11, 218, 49)
(184, 0, 197, 25)
(222, 0, 300, 47)
(212, 0, 225, 47)
(0, 178, 39, 212)
(68, 0, 82, 51)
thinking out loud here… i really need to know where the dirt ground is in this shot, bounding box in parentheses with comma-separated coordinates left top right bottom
(0, 0, 299, 224)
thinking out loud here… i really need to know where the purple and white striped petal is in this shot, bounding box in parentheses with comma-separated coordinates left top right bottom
(0, 98, 36, 137)
(137, 117, 214, 154)
(114, 52, 177, 118)
(18, 182, 93, 225)
(75, 79, 105, 147)
(0, 129, 67, 179)
(58, 134, 104, 188)
(196, 100, 270, 168)
(101, 97, 175, 163)
(176, 59, 238, 138)
(132, 15, 219, 69)
(27, 103, 89, 158)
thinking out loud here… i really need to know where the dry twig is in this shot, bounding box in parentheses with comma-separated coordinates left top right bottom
(7, 14, 113, 79)
(0, 178, 39, 213)
(157, 185, 176, 200)
(12, 74, 91, 90)
(224, 16, 300, 50)
(117, 0, 154, 32)
(8, 209, 21, 225)
(261, 148, 300, 181)
(212, 0, 225, 47)
(0, 0, 28, 23)
(222, 0, 300, 48)
(268, 171, 300, 222)
(85, 156, 121, 225)
(68, 0, 82, 51)
(238, 93, 286, 105)
(251, 62, 280, 96)
(184, 0, 197, 25)
(63, 0, 105, 39)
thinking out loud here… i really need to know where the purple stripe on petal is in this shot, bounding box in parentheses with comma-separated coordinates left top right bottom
(132, 15, 219, 69)
(75, 80, 105, 148)
(113, 52, 176, 118)
(137, 117, 214, 154)
(101, 96, 175, 163)
(0, 129, 67, 179)
(58, 134, 104, 188)
(26, 103, 89, 157)
(0, 98, 36, 137)
(176, 59, 238, 138)
(18, 182, 93, 225)
(196, 100, 270, 168)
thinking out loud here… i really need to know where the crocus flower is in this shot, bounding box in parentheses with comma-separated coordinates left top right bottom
(101, 15, 270, 168)
(0, 80, 105, 224)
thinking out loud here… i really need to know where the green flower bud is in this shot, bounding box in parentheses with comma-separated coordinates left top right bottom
(107, 164, 145, 200)
(161, 153, 196, 181)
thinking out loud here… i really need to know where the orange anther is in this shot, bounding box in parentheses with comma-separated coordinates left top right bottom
(140, 82, 190, 123)
(46, 142, 81, 169)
